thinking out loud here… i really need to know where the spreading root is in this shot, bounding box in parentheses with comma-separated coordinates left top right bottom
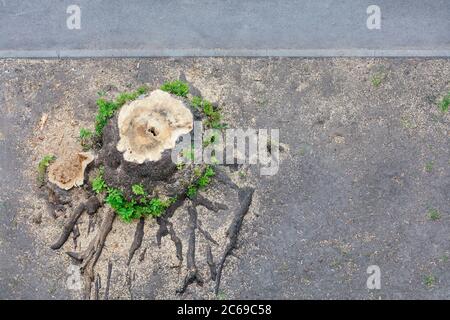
(49, 167, 254, 299)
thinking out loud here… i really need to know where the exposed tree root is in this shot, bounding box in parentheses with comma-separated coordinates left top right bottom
(198, 220, 219, 245)
(193, 194, 228, 212)
(177, 206, 203, 294)
(215, 168, 240, 190)
(168, 222, 183, 264)
(126, 269, 134, 300)
(94, 274, 101, 300)
(127, 217, 145, 265)
(206, 245, 217, 281)
(139, 247, 147, 262)
(88, 215, 95, 235)
(51, 203, 84, 250)
(46, 183, 71, 207)
(104, 260, 113, 300)
(72, 224, 80, 250)
(65, 209, 115, 299)
(156, 193, 188, 264)
(48, 158, 254, 299)
(50, 196, 100, 250)
(215, 187, 254, 294)
(156, 193, 187, 244)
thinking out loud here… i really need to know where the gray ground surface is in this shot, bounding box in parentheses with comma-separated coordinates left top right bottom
(0, 0, 450, 57)
(0, 58, 449, 299)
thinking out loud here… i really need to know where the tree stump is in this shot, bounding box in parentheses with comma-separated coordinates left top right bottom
(98, 89, 198, 197)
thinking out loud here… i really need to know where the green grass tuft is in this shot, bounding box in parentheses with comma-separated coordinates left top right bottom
(186, 166, 215, 199)
(79, 128, 93, 139)
(424, 274, 436, 288)
(92, 166, 107, 194)
(79, 128, 94, 150)
(132, 184, 146, 196)
(438, 91, 450, 113)
(425, 161, 434, 173)
(371, 72, 386, 88)
(94, 86, 149, 136)
(191, 96, 227, 129)
(427, 208, 441, 221)
(37, 155, 56, 185)
(160, 80, 189, 97)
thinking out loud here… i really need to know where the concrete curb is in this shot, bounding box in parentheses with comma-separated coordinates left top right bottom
(1, 48, 450, 58)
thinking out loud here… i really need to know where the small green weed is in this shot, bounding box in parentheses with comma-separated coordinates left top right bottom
(371, 72, 386, 87)
(427, 208, 441, 221)
(37, 155, 56, 185)
(191, 96, 227, 129)
(438, 91, 450, 113)
(79, 128, 94, 150)
(95, 86, 149, 136)
(92, 166, 107, 194)
(105, 186, 175, 222)
(425, 161, 434, 173)
(92, 171, 174, 222)
(186, 166, 215, 199)
(132, 184, 146, 196)
(424, 274, 436, 288)
(160, 80, 189, 97)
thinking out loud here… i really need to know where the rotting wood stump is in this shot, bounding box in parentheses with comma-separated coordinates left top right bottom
(99, 90, 196, 196)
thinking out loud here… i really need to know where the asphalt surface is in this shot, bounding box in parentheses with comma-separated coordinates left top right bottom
(0, 0, 450, 57)
(0, 58, 449, 299)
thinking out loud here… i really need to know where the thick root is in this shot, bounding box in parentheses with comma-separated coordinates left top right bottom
(215, 187, 254, 294)
(65, 209, 115, 300)
(50, 196, 100, 250)
(127, 217, 145, 265)
(177, 206, 203, 294)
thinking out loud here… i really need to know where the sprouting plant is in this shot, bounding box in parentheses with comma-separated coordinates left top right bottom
(182, 147, 195, 161)
(37, 155, 56, 185)
(186, 185, 198, 199)
(101, 180, 176, 222)
(438, 91, 450, 113)
(191, 96, 227, 129)
(136, 85, 149, 95)
(95, 99, 119, 135)
(427, 208, 441, 221)
(204, 166, 215, 178)
(145, 198, 173, 216)
(91, 166, 107, 194)
(203, 132, 219, 147)
(425, 161, 434, 173)
(160, 80, 189, 97)
(193, 167, 202, 177)
(106, 187, 125, 208)
(94, 86, 149, 136)
(186, 166, 215, 199)
(371, 72, 386, 87)
(424, 274, 436, 288)
(191, 96, 203, 109)
(132, 184, 146, 196)
(79, 128, 93, 139)
(79, 128, 94, 150)
(197, 166, 215, 188)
